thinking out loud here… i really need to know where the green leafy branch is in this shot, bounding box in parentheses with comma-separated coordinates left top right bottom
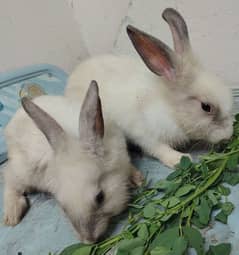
(58, 115, 239, 255)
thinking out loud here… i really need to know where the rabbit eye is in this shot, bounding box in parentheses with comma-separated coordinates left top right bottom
(95, 191, 104, 205)
(201, 102, 211, 113)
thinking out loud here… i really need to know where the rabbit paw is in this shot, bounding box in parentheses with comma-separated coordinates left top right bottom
(162, 152, 192, 169)
(156, 144, 192, 169)
(3, 192, 28, 226)
(130, 166, 144, 187)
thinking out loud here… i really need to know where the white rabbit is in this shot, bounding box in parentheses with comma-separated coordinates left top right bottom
(3, 81, 142, 244)
(65, 8, 233, 168)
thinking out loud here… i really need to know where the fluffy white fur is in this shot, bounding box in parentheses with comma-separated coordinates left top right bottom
(3, 89, 140, 243)
(65, 10, 233, 168)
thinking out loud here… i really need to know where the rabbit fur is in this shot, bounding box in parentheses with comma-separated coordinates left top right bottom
(3, 81, 141, 243)
(65, 8, 233, 168)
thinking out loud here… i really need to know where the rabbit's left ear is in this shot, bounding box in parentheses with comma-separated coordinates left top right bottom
(127, 25, 177, 82)
(21, 97, 66, 152)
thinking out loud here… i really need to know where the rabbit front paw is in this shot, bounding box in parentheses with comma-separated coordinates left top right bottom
(3, 191, 29, 226)
(156, 144, 192, 169)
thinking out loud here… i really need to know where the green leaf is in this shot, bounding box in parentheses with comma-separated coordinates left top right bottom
(226, 154, 238, 170)
(150, 227, 179, 250)
(72, 246, 92, 255)
(161, 197, 181, 208)
(116, 250, 128, 255)
(217, 185, 231, 196)
(206, 243, 231, 255)
(215, 211, 228, 224)
(223, 172, 239, 185)
(171, 237, 188, 255)
(183, 226, 204, 255)
(175, 184, 196, 197)
(117, 238, 145, 253)
(178, 156, 192, 170)
(137, 224, 149, 241)
(191, 216, 207, 229)
(196, 197, 211, 225)
(166, 170, 182, 181)
(143, 203, 156, 219)
(200, 161, 209, 178)
(207, 190, 218, 206)
(160, 214, 173, 222)
(150, 246, 172, 255)
(168, 197, 181, 208)
(155, 179, 182, 196)
(182, 206, 192, 218)
(149, 224, 160, 236)
(235, 113, 239, 121)
(130, 246, 144, 255)
(154, 180, 173, 190)
(59, 244, 93, 255)
(222, 202, 234, 215)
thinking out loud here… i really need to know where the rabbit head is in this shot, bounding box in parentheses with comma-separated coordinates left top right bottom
(21, 81, 130, 243)
(127, 8, 233, 144)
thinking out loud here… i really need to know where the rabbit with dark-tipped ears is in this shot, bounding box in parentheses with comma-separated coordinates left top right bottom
(65, 8, 233, 168)
(3, 81, 142, 244)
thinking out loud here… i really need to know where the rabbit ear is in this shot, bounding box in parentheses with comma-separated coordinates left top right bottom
(79, 80, 104, 152)
(127, 25, 176, 82)
(21, 97, 66, 152)
(162, 8, 190, 55)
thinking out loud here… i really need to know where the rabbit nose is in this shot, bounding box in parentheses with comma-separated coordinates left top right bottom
(79, 231, 98, 244)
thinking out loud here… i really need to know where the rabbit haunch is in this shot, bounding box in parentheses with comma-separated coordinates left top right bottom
(65, 8, 233, 168)
(3, 81, 140, 244)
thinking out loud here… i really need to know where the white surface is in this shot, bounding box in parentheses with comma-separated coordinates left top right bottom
(0, 0, 88, 73)
(67, 0, 239, 86)
(0, 0, 238, 86)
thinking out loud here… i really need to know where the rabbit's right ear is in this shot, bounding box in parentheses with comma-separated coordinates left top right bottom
(127, 25, 176, 82)
(79, 80, 104, 153)
(162, 8, 191, 56)
(21, 97, 66, 152)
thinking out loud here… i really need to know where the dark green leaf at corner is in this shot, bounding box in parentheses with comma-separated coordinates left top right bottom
(183, 226, 204, 255)
(206, 243, 231, 255)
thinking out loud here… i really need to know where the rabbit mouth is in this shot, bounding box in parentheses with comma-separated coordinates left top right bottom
(207, 126, 233, 144)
